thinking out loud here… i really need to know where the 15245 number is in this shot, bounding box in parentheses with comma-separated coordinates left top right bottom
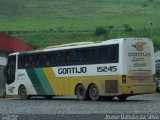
(97, 66, 117, 72)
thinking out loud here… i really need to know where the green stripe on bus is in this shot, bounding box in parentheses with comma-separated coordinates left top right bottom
(26, 69, 45, 95)
(34, 68, 54, 95)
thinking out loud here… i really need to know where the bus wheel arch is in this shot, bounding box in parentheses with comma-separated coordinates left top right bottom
(75, 83, 88, 100)
(18, 85, 29, 100)
(88, 83, 100, 101)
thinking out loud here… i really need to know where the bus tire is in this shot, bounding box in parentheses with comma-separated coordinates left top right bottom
(19, 86, 29, 100)
(89, 84, 100, 101)
(76, 84, 87, 101)
(117, 95, 128, 101)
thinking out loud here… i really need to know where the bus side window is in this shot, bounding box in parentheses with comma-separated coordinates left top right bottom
(43, 53, 52, 66)
(24, 55, 30, 68)
(65, 51, 73, 64)
(90, 47, 100, 63)
(113, 45, 119, 62)
(36, 54, 42, 66)
(79, 49, 86, 63)
(107, 44, 119, 63)
(73, 50, 79, 63)
(18, 55, 25, 69)
(57, 51, 65, 64)
(101, 46, 108, 63)
(113, 44, 119, 62)
(84, 49, 90, 62)
(30, 54, 38, 67)
(54, 52, 58, 65)
(50, 52, 56, 65)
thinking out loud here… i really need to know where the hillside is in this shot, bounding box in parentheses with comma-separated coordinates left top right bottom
(0, 0, 160, 31)
(0, 0, 160, 49)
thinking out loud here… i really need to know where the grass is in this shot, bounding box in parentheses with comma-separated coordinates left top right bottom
(12, 32, 101, 48)
(0, 0, 160, 50)
(12, 29, 160, 51)
(0, 0, 160, 31)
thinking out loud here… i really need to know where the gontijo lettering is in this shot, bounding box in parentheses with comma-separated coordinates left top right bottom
(58, 67, 87, 74)
(128, 52, 151, 57)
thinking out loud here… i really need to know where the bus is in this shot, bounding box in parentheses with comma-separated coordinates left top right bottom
(4, 38, 156, 101)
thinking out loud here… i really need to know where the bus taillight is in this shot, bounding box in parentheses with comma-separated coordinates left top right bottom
(122, 75, 126, 84)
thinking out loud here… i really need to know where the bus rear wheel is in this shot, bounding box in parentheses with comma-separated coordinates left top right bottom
(89, 84, 100, 101)
(19, 86, 29, 100)
(76, 84, 88, 101)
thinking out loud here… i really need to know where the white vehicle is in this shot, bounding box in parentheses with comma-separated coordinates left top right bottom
(0, 53, 7, 96)
(4, 38, 156, 100)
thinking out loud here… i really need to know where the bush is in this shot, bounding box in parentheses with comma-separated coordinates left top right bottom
(95, 27, 107, 36)
(124, 24, 133, 32)
(108, 25, 114, 31)
(7, 31, 14, 34)
(143, 4, 148, 7)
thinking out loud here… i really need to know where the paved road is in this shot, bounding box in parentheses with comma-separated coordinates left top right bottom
(0, 93, 160, 114)
(0, 93, 160, 120)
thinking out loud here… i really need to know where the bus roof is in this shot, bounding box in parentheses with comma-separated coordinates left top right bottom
(9, 38, 150, 56)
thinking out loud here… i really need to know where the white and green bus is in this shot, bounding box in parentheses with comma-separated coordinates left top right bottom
(4, 38, 156, 100)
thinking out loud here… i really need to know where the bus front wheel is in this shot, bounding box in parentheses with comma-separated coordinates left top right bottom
(76, 84, 88, 101)
(19, 86, 29, 100)
(89, 84, 100, 101)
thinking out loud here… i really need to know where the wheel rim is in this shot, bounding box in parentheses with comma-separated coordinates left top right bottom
(20, 89, 27, 98)
(19, 87, 28, 99)
(78, 87, 85, 96)
(91, 87, 98, 97)
(76, 84, 87, 100)
(89, 84, 99, 100)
